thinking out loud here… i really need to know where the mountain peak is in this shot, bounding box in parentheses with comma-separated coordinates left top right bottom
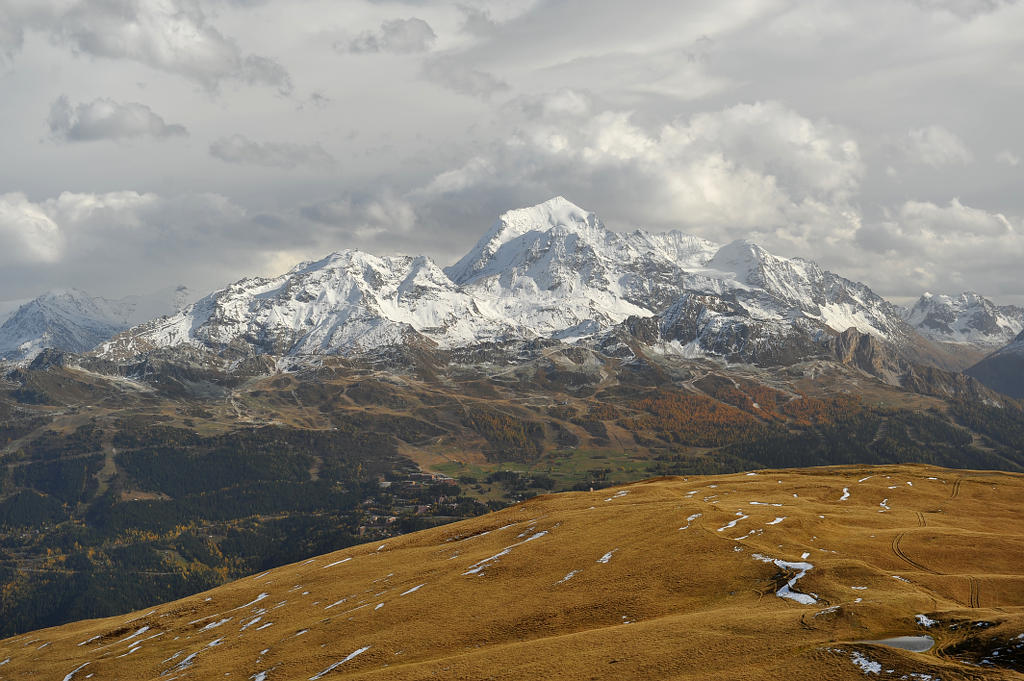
(906, 290, 1024, 348)
(445, 197, 603, 285)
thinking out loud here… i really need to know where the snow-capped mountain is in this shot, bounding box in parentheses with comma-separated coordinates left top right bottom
(905, 292, 1024, 349)
(102, 252, 506, 359)
(101, 197, 924, 365)
(0, 287, 190, 362)
(0, 298, 30, 326)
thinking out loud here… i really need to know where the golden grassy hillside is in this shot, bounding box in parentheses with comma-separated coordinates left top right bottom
(1, 464, 1022, 680)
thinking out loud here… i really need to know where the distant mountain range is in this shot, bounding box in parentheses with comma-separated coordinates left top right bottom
(0, 286, 189, 361)
(94, 198, 930, 365)
(1, 198, 1020, 398)
(904, 291, 1023, 349)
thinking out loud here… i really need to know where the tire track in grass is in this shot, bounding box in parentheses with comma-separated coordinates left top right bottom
(891, 533, 939, 575)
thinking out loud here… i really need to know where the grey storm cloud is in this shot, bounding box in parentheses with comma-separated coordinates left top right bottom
(48, 96, 188, 142)
(420, 54, 508, 99)
(909, 0, 1018, 17)
(457, 4, 499, 36)
(3, 0, 291, 92)
(344, 17, 437, 54)
(209, 134, 336, 169)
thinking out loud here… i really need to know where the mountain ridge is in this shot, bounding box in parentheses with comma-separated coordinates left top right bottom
(905, 291, 1024, 349)
(0, 287, 189, 362)
(96, 198, 941, 374)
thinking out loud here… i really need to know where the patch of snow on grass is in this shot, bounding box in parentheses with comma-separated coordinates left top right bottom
(462, 531, 548, 576)
(113, 626, 150, 645)
(62, 662, 90, 681)
(556, 570, 580, 584)
(309, 646, 371, 680)
(752, 553, 816, 605)
(323, 558, 352, 568)
(240, 616, 262, 631)
(166, 652, 199, 675)
(915, 614, 937, 628)
(200, 618, 231, 631)
(840, 488, 850, 501)
(400, 584, 425, 596)
(850, 651, 881, 674)
(596, 550, 617, 564)
(679, 513, 702, 530)
(766, 517, 786, 525)
(717, 512, 749, 532)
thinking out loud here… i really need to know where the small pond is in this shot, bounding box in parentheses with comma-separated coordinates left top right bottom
(855, 636, 934, 653)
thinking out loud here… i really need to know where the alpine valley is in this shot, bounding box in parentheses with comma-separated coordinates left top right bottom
(1, 198, 1023, 663)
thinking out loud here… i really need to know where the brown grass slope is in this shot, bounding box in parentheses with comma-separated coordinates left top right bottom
(1, 464, 1023, 681)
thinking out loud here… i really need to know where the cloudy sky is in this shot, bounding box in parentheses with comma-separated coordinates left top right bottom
(1, 0, 1022, 308)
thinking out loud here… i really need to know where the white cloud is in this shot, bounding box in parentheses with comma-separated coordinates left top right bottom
(996, 149, 1021, 166)
(344, 17, 437, 54)
(903, 125, 973, 166)
(209, 134, 335, 169)
(416, 100, 863, 255)
(855, 198, 1022, 296)
(0, 193, 65, 265)
(48, 95, 187, 142)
